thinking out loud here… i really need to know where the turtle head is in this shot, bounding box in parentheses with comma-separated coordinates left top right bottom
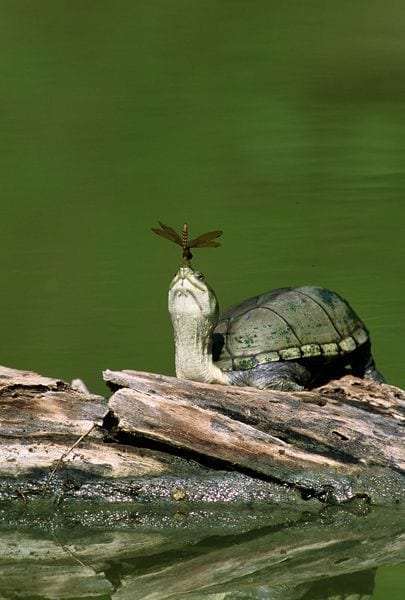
(168, 266, 228, 384)
(168, 266, 219, 328)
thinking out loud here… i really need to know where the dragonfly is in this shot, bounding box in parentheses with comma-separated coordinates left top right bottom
(152, 222, 223, 264)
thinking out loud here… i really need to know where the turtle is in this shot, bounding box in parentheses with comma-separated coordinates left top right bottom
(168, 265, 384, 391)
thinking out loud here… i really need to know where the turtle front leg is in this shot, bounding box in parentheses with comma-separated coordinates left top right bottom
(227, 362, 311, 392)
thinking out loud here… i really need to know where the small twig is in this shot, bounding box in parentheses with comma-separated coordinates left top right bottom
(42, 424, 95, 497)
(46, 522, 94, 570)
(16, 488, 28, 504)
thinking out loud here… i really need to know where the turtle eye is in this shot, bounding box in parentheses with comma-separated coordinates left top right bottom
(194, 271, 205, 280)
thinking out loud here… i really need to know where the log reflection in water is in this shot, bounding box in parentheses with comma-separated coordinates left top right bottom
(0, 506, 403, 600)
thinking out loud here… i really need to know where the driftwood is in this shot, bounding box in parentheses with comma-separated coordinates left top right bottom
(105, 369, 404, 502)
(0, 364, 404, 513)
(0, 365, 302, 511)
(1, 364, 404, 598)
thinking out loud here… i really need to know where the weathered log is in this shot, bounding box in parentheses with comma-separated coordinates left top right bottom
(1, 366, 403, 598)
(0, 365, 307, 511)
(104, 369, 404, 504)
(0, 364, 403, 514)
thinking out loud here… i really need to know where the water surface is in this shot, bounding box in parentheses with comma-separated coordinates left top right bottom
(0, 1, 403, 598)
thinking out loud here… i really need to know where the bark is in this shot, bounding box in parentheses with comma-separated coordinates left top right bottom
(104, 369, 404, 503)
(0, 364, 403, 513)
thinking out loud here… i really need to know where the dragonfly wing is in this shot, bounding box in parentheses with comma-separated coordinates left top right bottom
(152, 222, 182, 245)
(187, 230, 223, 248)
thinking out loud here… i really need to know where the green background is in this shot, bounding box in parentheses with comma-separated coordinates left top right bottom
(0, 0, 403, 394)
(0, 1, 403, 596)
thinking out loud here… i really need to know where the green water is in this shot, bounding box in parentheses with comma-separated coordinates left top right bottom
(0, 1, 403, 597)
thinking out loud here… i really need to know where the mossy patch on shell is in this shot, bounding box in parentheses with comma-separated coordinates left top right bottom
(214, 286, 370, 372)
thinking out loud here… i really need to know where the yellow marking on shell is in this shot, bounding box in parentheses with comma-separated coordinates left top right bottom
(256, 351, 280, 363)
(353, 327, 368, 345)
(233, 356, 258, 370)
(339, 336, 357, 353)
(321, 343, 339, 356)
(301, 343, 321, 357)
(279, 347, 301, 360)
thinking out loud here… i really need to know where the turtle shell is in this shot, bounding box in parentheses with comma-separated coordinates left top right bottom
(212, 286, 369, 372)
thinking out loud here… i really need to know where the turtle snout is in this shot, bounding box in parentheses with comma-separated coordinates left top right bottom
(178, 266, 194, 280)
